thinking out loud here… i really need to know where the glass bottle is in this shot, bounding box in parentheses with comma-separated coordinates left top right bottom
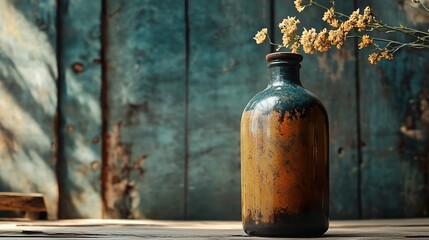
(241, 52, 329, 237)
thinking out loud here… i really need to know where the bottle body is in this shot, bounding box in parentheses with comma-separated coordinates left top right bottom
(241, 53, 329, 237)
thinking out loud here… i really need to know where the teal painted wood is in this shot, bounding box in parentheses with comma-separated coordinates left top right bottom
(187, 0, 270, 220)
(57, 0, 103, 218)
(359, 0, 429, 218)
(1, 0, 427, 221)
(274, 0, 359, 219)
(0, 0, 58, 219)
(104, 0, 186, 219)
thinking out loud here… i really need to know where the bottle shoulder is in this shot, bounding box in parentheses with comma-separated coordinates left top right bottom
(245, 85, 325, 110)
(244, 84, 327, 120)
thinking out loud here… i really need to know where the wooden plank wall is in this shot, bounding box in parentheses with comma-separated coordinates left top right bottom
(187, 0, 269, 220)
(104, 0, 186, 219)
(359, 0, 429, 218)
(0, 0, 58, 219)
(0, 0, 428, 220)
(57, 0, 103, 218)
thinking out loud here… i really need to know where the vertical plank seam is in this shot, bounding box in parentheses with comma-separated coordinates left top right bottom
(100, 0, 109, 219)
(269, 0, 275, 53)
(184, 0, 190, 220)
(55, 0, 64, 220)
(354, 0, 363, 219)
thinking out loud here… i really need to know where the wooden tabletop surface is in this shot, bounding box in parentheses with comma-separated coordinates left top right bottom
(0, 218, 428, 239)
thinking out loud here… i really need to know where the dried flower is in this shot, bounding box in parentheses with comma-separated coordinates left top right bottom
(364, 6, 372, 16)
(357, 6, 373, 31)
(314, 28, 331, 52)
(253, 0, 429, 64)
(328, 28, 347, 49)
(358, 35, 373, 49)
(279, 17, 300, 33)
(294, 0, 305, 12)
(253, 28, 268, 44)
(279, 17, 301, 47)
(341, 21, 353, 32)
(291, 42, 300, 53)
(322, 8, 339, 28)
(368, 53, 381, 64)
(348, 9, 360, 26)
(368, 51, 394, 64)
(368, 53, 379, 64)
(300, 28, 318, 54)
(380, 51, 393, 60)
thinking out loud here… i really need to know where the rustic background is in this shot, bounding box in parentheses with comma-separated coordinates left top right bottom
(0, 0, 428, 220)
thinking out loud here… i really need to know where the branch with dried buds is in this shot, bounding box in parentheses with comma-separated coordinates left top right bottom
(253, 0, 429, 64)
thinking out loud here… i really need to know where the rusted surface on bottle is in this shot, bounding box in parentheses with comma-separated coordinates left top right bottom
(241, 52, 329, 237)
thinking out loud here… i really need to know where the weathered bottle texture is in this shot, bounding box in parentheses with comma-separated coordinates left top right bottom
(241, 52, 329, 237)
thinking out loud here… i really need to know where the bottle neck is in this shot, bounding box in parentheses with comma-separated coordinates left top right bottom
(268, 61, 302, 86)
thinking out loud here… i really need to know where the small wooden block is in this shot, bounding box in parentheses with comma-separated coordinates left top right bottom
(0, 192, 47, 219)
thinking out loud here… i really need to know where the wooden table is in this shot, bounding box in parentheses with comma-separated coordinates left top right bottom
(0, 218, 428, 239)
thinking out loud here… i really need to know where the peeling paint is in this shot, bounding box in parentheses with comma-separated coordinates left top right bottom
(400, 115, 423, 140)
(419, 93, 429, 126)
(92, 136, 100, 144)
(400, 125, 423, 139)
(71, 63, 85, 73)
(91, 160, 100, 170)
(66, 124, 75, 133)
(103, 123, 145, 219)
(222, 58, 237, 73)
(402, 0, 429, 24)
(316, 49, 353, 82)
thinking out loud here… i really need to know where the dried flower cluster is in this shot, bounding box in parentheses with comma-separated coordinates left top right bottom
(322, 7, 339, 28)
(358, 35, 373, 49)
(368, 52, 394, 64)
(253, 28, 268, 44)
(279, 17, 301, 52)
(253, 0, 429, 64)
(294, 0, 305, 12)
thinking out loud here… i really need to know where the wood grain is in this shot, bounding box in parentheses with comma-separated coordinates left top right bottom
(104, 0, 186, 219)
(1, 219, 429, 239)
(187, 0, 270, 220)
(0, 192, 46, 212)
(359, 0, 429, 218)
(0, 0, 58, 219)
(57, 0, 103, 219)
(274, 0, 360, 219)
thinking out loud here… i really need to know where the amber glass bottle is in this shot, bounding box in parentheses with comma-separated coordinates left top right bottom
(241, 52, 329, 237)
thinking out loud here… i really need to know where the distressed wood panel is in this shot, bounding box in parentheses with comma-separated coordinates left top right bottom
(0, 192, 46, 212)
(359, 0, 429, 218)
(3, 219, 429, 239)
(0, 0, 58, 219)
(57, 0, 103, 218)
(187, 0, 270, 220)
(0, 218, 429, 240)
(274, 0, 359, 219)
(104, 0, 186, 219)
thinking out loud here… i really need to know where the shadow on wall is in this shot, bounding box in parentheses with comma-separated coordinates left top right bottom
(0, 0, 58, 219)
